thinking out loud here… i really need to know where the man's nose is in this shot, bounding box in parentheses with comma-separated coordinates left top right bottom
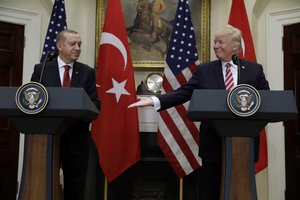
(213, 43, 218, 49)
(75, 43, 80, 50)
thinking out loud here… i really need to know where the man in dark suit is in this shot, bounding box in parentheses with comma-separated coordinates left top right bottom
(129, 25, 270, 200)
(31, 29, 100, 200)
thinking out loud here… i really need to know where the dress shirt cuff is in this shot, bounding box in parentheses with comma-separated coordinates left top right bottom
(150, 96, 161, 111)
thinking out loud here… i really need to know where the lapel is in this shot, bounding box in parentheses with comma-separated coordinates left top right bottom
(71, 62, 81, 87)
(213, 60, 226, 89)
(238, 60, 247, 84)
(47, 60, 61, 87)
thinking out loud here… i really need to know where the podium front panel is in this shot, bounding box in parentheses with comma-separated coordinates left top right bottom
(187, 90, 297, 122)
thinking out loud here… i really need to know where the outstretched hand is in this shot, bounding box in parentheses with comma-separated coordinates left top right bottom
(128, 96, 154, 108)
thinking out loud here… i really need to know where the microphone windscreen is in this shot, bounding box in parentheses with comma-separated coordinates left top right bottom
(232, 54, 239, 65)
(46, 51, 58, 62)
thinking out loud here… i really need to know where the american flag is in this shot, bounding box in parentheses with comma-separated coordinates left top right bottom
(40, 0, 67, 62)
(158, 0, 202, 177)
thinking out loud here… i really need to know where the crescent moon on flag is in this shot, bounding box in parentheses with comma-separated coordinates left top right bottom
(100, 32, 127, 70)
(241, 36, 246, 57)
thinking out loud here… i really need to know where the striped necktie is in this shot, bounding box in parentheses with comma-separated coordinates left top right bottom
(225, 63, 234, 90)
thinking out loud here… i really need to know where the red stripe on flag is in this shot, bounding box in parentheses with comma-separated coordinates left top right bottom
(162, 71, 199, 143)
(174, 104, 199, 143)
(189, 64, 197, 73)
(175, 72, 189, 86)
(159, 109, 200, 175)
(157, 130, 186, 176)
(161, 78, 200, 151)
(162, 77, 174, 92)
(160, 108, 200, 168)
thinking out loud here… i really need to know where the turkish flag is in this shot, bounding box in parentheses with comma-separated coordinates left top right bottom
(91, 0, 140, 181)
(228, 0, 268, 174)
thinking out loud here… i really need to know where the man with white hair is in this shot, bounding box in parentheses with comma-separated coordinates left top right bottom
(129, 24, 270, 200)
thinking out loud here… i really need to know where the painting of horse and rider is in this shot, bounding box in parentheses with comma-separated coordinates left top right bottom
(98, 0, 204, 67)
(125, 0, 202, 60)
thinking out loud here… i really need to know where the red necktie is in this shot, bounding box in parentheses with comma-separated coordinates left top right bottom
(63, 65, 71, 87)
(225, 63, 234, 90)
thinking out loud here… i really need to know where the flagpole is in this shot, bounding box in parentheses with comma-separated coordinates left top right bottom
(179, 178, 183, 200)
(104, 177, 108, 200)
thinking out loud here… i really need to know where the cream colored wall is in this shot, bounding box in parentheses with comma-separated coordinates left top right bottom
(1, 0, 300, 199)
(0, 0, 97, 196)
(0, 0, 96, 68)
(255, 1, 300, 200)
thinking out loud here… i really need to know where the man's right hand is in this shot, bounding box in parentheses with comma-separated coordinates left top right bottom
(128, 96, 154, 108)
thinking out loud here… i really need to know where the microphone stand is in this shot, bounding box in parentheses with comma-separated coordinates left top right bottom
(39, 51, 57, 83)
(232, 54, 241, 84)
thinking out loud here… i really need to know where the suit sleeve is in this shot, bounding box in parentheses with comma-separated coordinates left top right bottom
(30, 64, 42, 82)
(257, 65, 270, 90)
(86, 68, 101, 112)
(158, 67, 202, 110)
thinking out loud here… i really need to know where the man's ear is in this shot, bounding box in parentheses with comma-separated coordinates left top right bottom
(56, 42, 62, 51)
(232, 44, 240, 54)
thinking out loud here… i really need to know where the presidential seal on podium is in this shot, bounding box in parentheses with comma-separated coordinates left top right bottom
(15, 82, 49, 114)
(227, 84, 261, 117)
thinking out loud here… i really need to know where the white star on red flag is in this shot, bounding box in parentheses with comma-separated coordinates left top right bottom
(106, 78, 130, 103)
(91, 0, 140, 182)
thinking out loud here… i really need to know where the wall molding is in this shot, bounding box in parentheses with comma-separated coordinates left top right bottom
(0, 5, 41, 196)
(267, 7, 300, 200)
(0, 5, 41, 82)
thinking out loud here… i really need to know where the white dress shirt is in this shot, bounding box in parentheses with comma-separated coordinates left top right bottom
(57, 56, 74, 85)
(221, 60, 238, 88)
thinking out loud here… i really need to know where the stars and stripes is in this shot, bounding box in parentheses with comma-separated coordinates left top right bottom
(40, 0, 67, 62)
(158, 0, 201, 177)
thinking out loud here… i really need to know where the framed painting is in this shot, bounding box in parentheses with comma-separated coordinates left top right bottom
(96, 0, 210, 69)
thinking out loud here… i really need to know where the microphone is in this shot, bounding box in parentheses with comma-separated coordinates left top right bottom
(39, 51, 57, 83)
(232, 54, 241, 84)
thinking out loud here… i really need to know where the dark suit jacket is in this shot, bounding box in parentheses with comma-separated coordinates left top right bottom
(158, 59, 270, 164)
(31, 58, 100, 156)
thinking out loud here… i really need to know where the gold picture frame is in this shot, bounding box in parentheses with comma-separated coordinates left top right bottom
(96, 0, 210, 70)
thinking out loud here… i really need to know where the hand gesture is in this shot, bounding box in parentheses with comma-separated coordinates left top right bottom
(128, 96, 154, 108)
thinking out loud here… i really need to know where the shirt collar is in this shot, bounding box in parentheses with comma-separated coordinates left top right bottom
(221, 60, 237, 70)
(57, 56, 74, 69)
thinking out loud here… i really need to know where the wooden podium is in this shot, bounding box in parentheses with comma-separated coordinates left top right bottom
(187, 89, 298, 200)
(0, 87, 99, 200)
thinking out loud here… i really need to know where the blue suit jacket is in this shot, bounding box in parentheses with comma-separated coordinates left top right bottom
(158, 59, 270, 163)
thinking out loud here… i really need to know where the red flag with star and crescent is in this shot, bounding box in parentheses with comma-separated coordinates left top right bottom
(91, 0, 141, 182)
(228, 0, 268, 174)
